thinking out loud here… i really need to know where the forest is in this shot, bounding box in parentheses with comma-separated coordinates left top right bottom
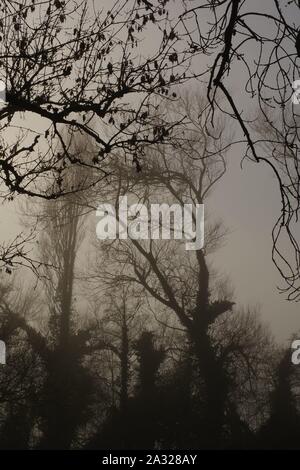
(0, 96, 299, 450)
(0, 0, 299, 451)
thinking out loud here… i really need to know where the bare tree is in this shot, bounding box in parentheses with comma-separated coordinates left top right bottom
(179, 0, 300, 298)
(0, 160, 123, 448)
(90, 95, 238, 446)
(0, 0, 200, 272)
(0, 0, 195, 199)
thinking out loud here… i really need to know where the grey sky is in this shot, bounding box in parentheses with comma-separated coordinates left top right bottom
(0, 0, 300, 344)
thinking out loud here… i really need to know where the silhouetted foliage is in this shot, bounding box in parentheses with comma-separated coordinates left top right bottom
(0, 96, 298, 450)
(258, 350, 300, 449)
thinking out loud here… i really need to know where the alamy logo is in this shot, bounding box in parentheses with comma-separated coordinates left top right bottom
(0, 80, 6, 105)
(0, 340, 6, 365)
(292, 80, 300, 104)
(291, 339, 300, 364)
(96, 197, 204, 251)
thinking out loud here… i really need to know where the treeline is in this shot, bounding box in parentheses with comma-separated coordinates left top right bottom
(0, 265, 299, 450)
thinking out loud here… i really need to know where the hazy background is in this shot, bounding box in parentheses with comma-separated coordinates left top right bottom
(0, 0, 299, 344)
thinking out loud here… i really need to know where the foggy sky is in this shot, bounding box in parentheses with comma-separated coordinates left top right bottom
(0, 0, 300, 344)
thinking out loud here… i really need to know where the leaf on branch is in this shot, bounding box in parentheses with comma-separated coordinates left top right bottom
(54, 0, 62, 9)
(107, 62, 113, 74)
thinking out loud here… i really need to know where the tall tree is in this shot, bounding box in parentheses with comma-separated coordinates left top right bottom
(91, 95, 236, 447)
(258, 349, 300, 449)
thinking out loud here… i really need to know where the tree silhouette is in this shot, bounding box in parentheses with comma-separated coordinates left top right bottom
(258, 349, 300, 449)
(180, 0, 300, 297)
(91, 95, 277, 447)
(0, 0, 195, 200)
